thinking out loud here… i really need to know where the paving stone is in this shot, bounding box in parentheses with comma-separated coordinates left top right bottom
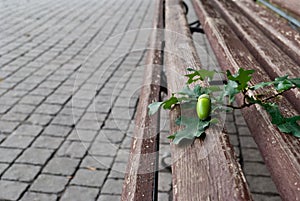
(158, 172, 172, 192)
(51, 114, 78, 127)
(17, 148, 54, 165)
(27, 114, 53, 126)
(103, 118, 130, 132)
(238, 126, 252, 136)
(0, 121, 20, 133)
(2, 164, 41, 182)
(32, 136, 64, 149)
(240, 136, 258, 149)
(244, 162, 271, 177)
(0, 148, 23, 163)
(1, 135, 35, 149)
(76, 119, 101, 131)
(60, 186, 99, 201)
(1, 112, 29, 122)
(70, 169, 107, 187)
(20, 192, 57, 201)
(252, 194, 282, 201)
(67, 129, 98, 142)
(43, 124, 72, 137)
(13, 124, 43, 136)
(246, 176, 279, 194)
(96, 129, 125, 144)
(89, 142, 118, 156)
(0, 163, 9, 175)
(242, 148, 264, 163)
(43, 157, 80, 176)
(115, 149, 130, 163)
(19, 95, 45, 106)
(225, 122, 237, 134)
(57, 141, 88, 158)
(121, 136, 132, 149)
(0, 180, 28, 200)
(101, 179, 124, 194)
(97, 195, 121, 201)
(158, 192, 170, 201)
(10, 104, 36, 114)
(30, 174, 69, 193)
(35, 103, 62, 115)
(108, 162, 126, 179)
(235, 114, 247, 126)
(80, 156, 114, 170)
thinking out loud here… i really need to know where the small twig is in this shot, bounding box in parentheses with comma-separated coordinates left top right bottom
(262, 86, 296, 102)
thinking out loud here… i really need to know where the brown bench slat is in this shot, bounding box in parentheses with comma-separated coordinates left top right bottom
(234, 0, 300, 67)
(121, 0, 164, 200)
(269, 0, 300, 20)
(165, 0, 252, 200)
(192, 0, 300, 200)
(210, 0, 300, 113)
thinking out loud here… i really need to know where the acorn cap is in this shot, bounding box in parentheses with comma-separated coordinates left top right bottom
(199, 94, 210, 99)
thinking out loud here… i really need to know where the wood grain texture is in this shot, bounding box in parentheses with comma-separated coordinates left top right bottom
(192, 0, 300, 200)
(164, 0, 252, 200)
(212, 0, 300, 113)
(269, 0, 300, 20)
(121, 0, 164, 200)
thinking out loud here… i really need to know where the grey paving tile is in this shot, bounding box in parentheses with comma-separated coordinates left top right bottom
(71, 169, 107, 187)
(67, 129, 98, 142)
(80, 155, 113, 170)
(101, 179, 124, 194)
(0, 180, 28, 200)
(13, 124, 43, 136)
(32, 136, 64, 149)
(43, 157, 80, 176)
(20, 192, 57, 201)
(60, 186, 99, 201)
(1, 112, 29, 122)
(42, 124, 72, 137)
(97, 194, 121, 201)
(0, 121, 20, 133)
(10, 104, 36, 114)
(252, 194, 281, 201)
(0, 163, 9, 175)
(96, 129, 125, 144)
(1, 135, 35, 149)
(244, 162, 271, 177)
(30, 174, 69, 193)
(57, 141, 88, 159)
(35, 103, 62, 115)
(246, 176, 279, 194)
(0, 148, 23, 163)
(16, 148, 54, 165)
(89, 142, 118, 157)
(2, 164, 41, 182)
(27, 113, 53, 126)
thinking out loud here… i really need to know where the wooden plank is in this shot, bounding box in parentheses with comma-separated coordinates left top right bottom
(210, 0, 300, 113)
(121, 0, 164, 200)
(234, 0, 300, 66)
(269, 0, 300, 20)
(192, 0, 300, 200)
(164, 0, 252, 200)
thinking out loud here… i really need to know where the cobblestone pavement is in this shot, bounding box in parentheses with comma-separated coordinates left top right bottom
(0, 0, 157, 200)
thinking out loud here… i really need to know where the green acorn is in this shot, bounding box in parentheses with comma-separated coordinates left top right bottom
(196, 94, 211, 120)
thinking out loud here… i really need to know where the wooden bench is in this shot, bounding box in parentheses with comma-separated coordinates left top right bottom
(122, 0, 300, 200)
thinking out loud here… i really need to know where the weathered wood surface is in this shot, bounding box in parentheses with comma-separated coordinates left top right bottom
(211, 0, 300, 113)
(121, 0, 164, 200)
(165, 0, 252, 200)
(269, 0, 300, 20)
(192, 0, 300, 200)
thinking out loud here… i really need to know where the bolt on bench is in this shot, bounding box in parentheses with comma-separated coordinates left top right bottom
(122, 0, 300, 200)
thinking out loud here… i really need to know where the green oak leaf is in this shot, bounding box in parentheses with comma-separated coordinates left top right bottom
(227, 68, 255, 90)
(170, 116, 210, 144)
(290, 78, 300, 88)
(148, 102, 163, 116)
(277, 116, 300, 137)
(163, 95, 179, 110)
(273, 75, 294, 92)
(223, 80, 239, 103)
(185, 69, 215, 84)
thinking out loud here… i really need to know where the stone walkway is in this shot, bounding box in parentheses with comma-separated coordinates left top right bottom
(0, 0, 155, 200)
(0, 0, 282, 200)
